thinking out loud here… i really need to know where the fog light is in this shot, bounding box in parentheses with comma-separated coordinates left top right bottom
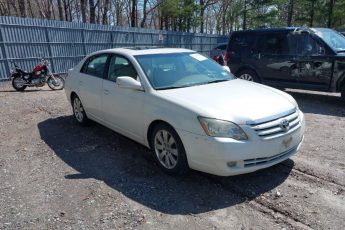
(227, 161, 237, 168)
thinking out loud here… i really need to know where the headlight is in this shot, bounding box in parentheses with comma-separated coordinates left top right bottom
(198, 117, 248, 140)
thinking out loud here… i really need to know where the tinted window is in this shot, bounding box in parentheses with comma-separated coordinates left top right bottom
(228, 33, 254, 53)
(81, 54, 108, 78)
(258, 33, 289, 55)
(107, 56, 137, 82)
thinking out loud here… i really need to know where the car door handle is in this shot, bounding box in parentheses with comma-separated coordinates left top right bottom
(104, 89, 110, 95)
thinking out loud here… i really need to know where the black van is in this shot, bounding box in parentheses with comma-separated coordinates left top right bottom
(225, 27, 345, 99)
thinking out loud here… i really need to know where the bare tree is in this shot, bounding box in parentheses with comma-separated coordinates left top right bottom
(18, 0, 26, 17)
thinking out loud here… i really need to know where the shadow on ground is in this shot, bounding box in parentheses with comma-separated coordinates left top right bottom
(286, 90, 345, 117)
(38, 116, 293, 214)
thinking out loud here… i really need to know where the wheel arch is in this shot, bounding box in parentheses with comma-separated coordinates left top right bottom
(146, 120, 178, 149)
(235, 65, 262, 82)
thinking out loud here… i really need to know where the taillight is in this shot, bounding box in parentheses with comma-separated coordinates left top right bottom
(224, 50, 229, 65)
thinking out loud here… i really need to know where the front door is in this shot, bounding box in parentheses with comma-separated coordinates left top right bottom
(294, 33, 333, 90)
(101, 55, 145, 142)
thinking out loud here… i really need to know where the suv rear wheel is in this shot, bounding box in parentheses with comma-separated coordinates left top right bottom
(237, 69, 259, 82)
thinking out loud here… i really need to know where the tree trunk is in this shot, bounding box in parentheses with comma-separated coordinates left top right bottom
(327, 0, 335, 28)
(140, 0, 148, 27)
(115, 0, 122, 26)
(18, 0, 26, 17)
(287, 0, 294, 27)
(56, 0, 64, 20)
(131, 0, 137, 27)
(309, 0, 315, 27)
(89, 0, 96, 24)
(243, 0, 247, 30)
(62, 0, 69, 21)
(102, 0, 110, 24)
(80, 0, 87, 23)
(200, 0, 204, 33)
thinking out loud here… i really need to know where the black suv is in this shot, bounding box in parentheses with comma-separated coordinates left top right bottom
(225, 27, 345, 99)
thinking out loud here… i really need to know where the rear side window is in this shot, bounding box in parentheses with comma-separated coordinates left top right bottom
(228, 33, 254, 53)
(257, 33, 289, 55)
(81, 54, 109, 78)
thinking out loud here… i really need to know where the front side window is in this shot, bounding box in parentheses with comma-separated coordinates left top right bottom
(107, 56, 137, 82)
(135, 52, 234, 90)
(81, 54, 108, 78)
(258, 33, 289, 55)
(312, 28, 345, 52)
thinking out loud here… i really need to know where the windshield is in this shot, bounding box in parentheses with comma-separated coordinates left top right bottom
(135, 52, 234, 90)
(312, 28, 345, 52)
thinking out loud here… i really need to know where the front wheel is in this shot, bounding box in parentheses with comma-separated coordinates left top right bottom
(12, 76, 27, 91)
(151, 124, 189, 176)
(47, 75, 64, 90)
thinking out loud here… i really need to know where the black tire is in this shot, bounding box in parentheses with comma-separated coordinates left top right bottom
(72, 95, 89, 126)
(151, 123, 189, 176)
(236, 69, 260, 82)
(47, 76, 65, 90)
(12, 76, 27, 91)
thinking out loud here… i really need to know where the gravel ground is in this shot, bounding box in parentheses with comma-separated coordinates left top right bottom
(0, 82, 345, 230)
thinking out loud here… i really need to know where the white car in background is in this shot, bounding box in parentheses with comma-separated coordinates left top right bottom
(64, 47, 305, 176)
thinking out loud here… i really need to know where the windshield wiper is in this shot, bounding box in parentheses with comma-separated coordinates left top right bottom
(337, 49, 345, 53)
(206, 79, 230, 84)
(156, 85, 189, 90)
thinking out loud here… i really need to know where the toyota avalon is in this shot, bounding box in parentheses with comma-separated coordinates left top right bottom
(64, 48, 305, 176)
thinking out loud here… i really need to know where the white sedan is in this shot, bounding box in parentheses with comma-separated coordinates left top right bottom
(64, 48, 305, 176)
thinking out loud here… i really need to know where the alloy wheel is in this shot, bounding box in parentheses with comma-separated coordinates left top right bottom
(73, 97, 84, 123)
(154, 130, 178, 169)
(239, 73, 254, 81)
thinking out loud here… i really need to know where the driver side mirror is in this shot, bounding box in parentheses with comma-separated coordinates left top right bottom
(116, 76, 144, 91)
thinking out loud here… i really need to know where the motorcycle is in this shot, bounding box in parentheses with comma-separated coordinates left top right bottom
(10, 58, 64, 91)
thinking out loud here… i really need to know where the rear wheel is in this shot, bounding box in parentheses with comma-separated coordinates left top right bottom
(12, 76, 27, 91)
(237, 69, 259, 82)
(72, 95, 89, 125)
(151, 123, 189, 176)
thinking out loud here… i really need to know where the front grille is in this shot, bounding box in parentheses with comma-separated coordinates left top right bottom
(244, 145, 298, 167)
(250, 110, 301, 139)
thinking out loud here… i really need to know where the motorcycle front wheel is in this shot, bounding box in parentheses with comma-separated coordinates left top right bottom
(12, 76, 27, 91)
(47, 75, 64, 90)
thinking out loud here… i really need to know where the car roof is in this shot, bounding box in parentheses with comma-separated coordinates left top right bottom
(92, 47, 194, 56)
(232, 27, 297, 34)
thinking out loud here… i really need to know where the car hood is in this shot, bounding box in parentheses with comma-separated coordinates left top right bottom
(157, 79, 296, 125)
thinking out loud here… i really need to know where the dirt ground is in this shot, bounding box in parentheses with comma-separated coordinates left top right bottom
(0, 81, 345, 230)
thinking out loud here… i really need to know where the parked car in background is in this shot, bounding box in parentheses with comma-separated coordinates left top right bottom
(225, 27, 345, 99)
(211, 43, 227, 65)
(65, 47, 305, 176)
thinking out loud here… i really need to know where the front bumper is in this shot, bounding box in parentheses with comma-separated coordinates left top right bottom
(177, 111, 305, 176)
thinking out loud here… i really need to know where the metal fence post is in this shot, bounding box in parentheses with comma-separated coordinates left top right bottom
(0, 25, 10, 79)
(44, 27, 55, 73)
(81, 30, 87, 55)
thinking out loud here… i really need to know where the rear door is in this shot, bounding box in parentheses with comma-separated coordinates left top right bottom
(78, 53, 109, 121)
(253, 32, 299, 85)
(227, 32, 255, 74)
